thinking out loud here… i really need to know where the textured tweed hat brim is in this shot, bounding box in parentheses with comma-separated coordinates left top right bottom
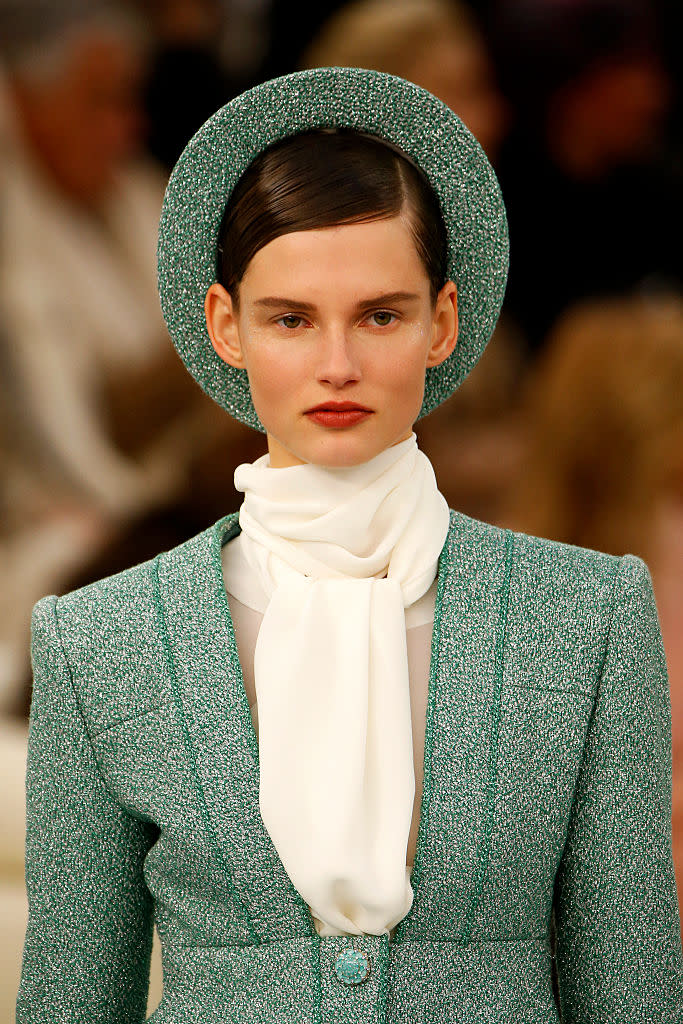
(157, 66, 509, 432)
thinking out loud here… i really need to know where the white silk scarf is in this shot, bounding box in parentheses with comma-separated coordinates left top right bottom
(233, 432, 450, 936)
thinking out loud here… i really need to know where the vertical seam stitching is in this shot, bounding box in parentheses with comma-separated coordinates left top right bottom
(391, 508, 453, 943)
(151, 552, 261, 946)
(557, 553, 623, 865)
(52, 594, 125, 808)
(377, 931, 389, 1021)
(461, 528, 515, 943)
(312, 930, 322, 1023)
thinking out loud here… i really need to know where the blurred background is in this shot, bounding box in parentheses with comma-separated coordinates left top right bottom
(1, 0, 681, 1016)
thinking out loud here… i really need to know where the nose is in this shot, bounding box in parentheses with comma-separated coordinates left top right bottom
(315, 327, 361, 388)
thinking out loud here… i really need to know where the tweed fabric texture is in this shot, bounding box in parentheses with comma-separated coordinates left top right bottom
(17, 510, 683, 1022)
(156, 67, 509, 430)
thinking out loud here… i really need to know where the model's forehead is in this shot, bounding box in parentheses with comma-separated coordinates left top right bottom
(240, 215, 429, 295)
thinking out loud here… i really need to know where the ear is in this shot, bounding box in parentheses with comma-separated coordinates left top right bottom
(426, 280, 458, 368)
(204, 282, 246, 369)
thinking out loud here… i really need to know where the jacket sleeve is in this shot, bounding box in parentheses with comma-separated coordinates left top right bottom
(16, 595, 157, 1024)
(553, 553, 683, 1022)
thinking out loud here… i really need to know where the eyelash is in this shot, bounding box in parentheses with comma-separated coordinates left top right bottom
(274, 310, 399, 330)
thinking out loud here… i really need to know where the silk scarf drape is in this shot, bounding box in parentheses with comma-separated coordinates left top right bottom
(233, 433, 449, 935)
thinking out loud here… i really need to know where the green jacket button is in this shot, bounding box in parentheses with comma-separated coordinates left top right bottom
(334, 948, 371, 984)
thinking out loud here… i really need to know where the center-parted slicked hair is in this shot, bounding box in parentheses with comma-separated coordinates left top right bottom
(216, 127, 448, 308)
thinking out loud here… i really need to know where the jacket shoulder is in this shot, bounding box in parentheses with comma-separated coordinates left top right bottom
(446, 510, 625, 690)
(447, 507, 621, 585)
(32, 518, 227, 733)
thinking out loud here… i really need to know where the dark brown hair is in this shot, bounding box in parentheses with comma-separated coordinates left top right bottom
(216, 127, 448, 308)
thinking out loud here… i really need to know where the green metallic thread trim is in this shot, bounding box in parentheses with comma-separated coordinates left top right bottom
(311, 931, 322, 1024)
(90, 705, 165, 738)
(391, 511, 453, 944)
(552, 553, 623, 885)
(211, 511, 261, 767)
(151, 552, 261, 946)
(181, 929, 546, 949)
(504, 681, 593, 697)
(375, 932, 390, 1021)
(460, 528, 515, 944)
(595, 554, 624, 683)
(211, 514, 319, 939)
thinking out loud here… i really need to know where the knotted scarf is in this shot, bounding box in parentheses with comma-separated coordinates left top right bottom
(233, 433, 449, 935)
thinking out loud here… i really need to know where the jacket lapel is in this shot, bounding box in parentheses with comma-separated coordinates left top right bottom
(393, 511, 515, 943)
(155, 512, 316, 943)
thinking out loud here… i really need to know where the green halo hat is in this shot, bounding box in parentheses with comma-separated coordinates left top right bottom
(157, 66, 509, 432)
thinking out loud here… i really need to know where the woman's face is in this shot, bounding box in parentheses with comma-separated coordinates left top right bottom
(205, 214, 458, 468)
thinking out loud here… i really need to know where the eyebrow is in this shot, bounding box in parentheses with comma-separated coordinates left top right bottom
(253, 291, 422, 312)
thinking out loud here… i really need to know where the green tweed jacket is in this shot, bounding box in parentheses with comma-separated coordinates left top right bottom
(16, 509, 683, 1023)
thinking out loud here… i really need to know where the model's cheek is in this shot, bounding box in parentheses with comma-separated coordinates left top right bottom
(248, 378, 286, 432)
(244, 351, 302, 436)
(242, 341, 285, 391)
(383, 353, 429, 416)
(251, 361, 289, 397)
(241, 357, 279, 428)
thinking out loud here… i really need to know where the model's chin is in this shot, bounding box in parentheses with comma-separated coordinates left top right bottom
(266, 417, 413, 469)
(302, 432, 395, 469)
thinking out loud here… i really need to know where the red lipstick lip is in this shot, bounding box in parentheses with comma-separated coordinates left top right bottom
(305, 402, 373, 413)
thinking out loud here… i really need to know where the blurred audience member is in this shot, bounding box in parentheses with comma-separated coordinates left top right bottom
(491, 0, 680, 355)
(500, 294, 683, 925)
(0, 0, 170, 520)
(503, 295, 683, 561)
(300, 0, 507, 162)
(0, 0, 258, 716)
(137, 0, 267, 171)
